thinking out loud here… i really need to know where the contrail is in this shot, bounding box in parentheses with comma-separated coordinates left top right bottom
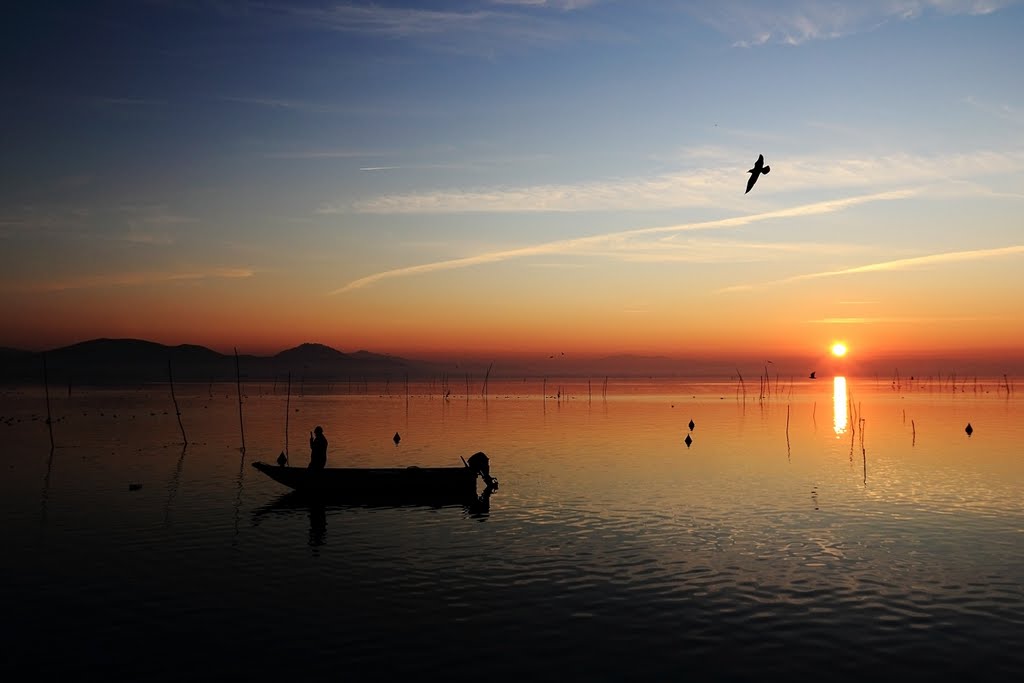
(330, 190, 912, 294)
(719, 245, 1024, 293)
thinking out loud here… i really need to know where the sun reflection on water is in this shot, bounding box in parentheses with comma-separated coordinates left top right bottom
(833, 376, 848, 435)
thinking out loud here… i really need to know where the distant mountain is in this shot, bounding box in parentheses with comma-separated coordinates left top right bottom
(273, 342, 350, 365)
(268, 342, 412, 379)
(0, 338, 418, 385)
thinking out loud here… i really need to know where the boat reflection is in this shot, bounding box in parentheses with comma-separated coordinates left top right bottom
(833, 376, 848, 436)
(252, 485, 498, 546)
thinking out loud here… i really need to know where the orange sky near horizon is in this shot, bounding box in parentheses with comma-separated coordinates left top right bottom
(5, 263, 1023, 365)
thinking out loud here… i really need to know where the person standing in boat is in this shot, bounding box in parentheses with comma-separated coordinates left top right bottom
(309, 425, 328, 470)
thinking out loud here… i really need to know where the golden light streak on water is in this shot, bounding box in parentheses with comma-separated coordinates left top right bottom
(833, 375, 848, 435)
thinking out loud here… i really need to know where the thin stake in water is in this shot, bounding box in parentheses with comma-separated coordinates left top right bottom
(42, 353, 54, 450)
(168, 359, 187, 446)
(234, 347, 246, 455)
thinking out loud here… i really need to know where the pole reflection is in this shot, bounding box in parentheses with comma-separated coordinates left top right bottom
(833, 376, 848, 435)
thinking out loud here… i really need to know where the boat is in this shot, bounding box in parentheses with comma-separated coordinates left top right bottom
(250, 450, 496, 501)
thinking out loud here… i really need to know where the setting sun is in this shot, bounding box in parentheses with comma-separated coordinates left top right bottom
(831, 342, 848, 357)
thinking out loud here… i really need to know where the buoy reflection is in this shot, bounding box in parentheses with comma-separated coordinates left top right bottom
(833, 376, 848, 435)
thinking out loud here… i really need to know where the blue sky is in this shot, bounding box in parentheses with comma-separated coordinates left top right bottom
(2, 1, 1023, 359)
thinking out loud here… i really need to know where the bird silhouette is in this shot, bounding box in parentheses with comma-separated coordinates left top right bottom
(745, 154, 771, 194)
(809, 371, 816, 379)
(393, 431, 401, 445)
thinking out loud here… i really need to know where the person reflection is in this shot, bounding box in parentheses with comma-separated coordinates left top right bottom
(308, 502, 326, 547)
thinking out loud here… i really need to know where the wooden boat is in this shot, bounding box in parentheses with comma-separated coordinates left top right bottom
(250, 451, 495, 501)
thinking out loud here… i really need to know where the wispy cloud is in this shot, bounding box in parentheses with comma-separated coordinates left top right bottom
(806, 316, 1001, 324)
(115, 206, 198, 246)
(219, 96, 381, 116)
(490, 0, 601, 8)
(691, 0, 1016, 47)
(264, 149, 391, 160)
(256, 1, 621, 56)
(7, 267, 255, 294)
(324, 148, 1020, 214)
(964, 95, 1024, 127)
(330, 190, 910, 294)
(720, 245, 1024, 292)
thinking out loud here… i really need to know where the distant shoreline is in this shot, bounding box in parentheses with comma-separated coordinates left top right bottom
(1, 337, 1021, 385)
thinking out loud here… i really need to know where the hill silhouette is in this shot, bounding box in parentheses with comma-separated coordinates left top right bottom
(0, 338, 416, 385)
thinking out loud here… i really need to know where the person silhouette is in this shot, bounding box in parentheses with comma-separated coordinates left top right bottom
(309, 426, 328, 470)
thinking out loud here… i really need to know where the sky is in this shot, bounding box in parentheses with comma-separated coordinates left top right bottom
(2, 0, 1023, 367)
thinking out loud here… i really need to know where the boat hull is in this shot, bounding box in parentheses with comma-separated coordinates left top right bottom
(251, 460, 481, 500)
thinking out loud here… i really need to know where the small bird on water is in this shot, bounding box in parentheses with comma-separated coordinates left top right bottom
(809, 371, 816, 379)
(965, 423, 973, 436)
(745, 153, 771, 194)
(393, 431, 401, 445)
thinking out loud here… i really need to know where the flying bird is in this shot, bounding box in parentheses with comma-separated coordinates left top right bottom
(745, 154, 771, 194)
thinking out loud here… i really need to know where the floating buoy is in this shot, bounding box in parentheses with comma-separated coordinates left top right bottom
(684, 434, 693, 447)
(965, 423, 973, 436)
(688, 419, 695, 431)
(393, 432, 401, 445)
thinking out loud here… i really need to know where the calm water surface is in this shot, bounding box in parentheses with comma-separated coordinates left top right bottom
(2, 377, 1022, 680)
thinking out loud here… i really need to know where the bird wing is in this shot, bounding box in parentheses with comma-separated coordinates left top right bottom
(745, 172, 758, 194)
(755, 154, 764, 169)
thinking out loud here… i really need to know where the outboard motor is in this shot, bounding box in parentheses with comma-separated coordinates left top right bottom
(466, 451, 497, 489)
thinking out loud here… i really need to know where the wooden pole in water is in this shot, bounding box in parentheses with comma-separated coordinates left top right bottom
(482, 362, 493, 399)
(168, 359, 188, 446)
(284, 371, 291, 460)
(234, 347, 246, 455)
(42, 353, 54, 450)
(786, 404, 791, 460)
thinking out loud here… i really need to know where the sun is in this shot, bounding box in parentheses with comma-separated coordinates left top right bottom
(831, 342, 848, 358)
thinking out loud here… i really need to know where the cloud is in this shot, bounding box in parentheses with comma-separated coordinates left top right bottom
(720, 245, 1024, 292)
(691, 0, 1016, 47)
(256, 1, 622, 56)
(265, 149, 391, 160)
(964, 96, 1024, 127)
(490, 0, 601, 8)
(330, 190, 910, 294)
(806, 316, 999, 324)
(7, 268, 255, 293)
(323, 148, 1021, 214)
(219, 96, 382, 116)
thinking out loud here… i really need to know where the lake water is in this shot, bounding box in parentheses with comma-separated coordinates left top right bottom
(2, 377, 1022, 680)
